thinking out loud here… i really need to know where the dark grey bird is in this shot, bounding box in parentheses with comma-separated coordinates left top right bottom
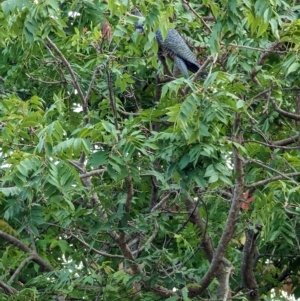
(132, 10, 203, 78)
(155, 28, 202, 78)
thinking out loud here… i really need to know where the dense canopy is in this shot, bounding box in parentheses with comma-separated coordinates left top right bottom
(0, 0, 300, 300)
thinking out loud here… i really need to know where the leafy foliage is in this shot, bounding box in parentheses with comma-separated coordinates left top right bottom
(0, 0, 300, 300)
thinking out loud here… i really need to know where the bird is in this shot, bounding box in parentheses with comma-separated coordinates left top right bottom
(132, 10, 204, 78)
(155, 28, 202, 78)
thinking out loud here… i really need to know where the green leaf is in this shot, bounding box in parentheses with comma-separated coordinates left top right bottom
(287, 62, 300, 75)
(89, 151, 109, 168)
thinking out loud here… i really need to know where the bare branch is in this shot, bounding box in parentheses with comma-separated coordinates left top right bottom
(68, 160, 85, 173)
(151, 192, 172, 212)
(184, 196, 214, 261)
(134, 220, 159, 255)
(8, 255, 35, 285)
(273, 134, 300, 146)
(0, 231, 54, 272)
(0, 230, 31, 253)
(45, 37, 89, 123)
(85, 64, 104, 103)
(106, 70, 121, 139)
(244, 139, 300, 150)
(246, 158, 298, 184)
(117, 233, 141, 274)
(117, 109, 140, 117)
(0, 280, 18, 295)
(271, 97, 300, 121)
(25, 73, 66, 85)
(71, 233, 124, 258)
(247, 172, 300, 189)
(241, 226, 262, 300)
(182, 0, 212, 33)
(222, 264, 234, 301)
(79, 169, 106, 179)
(125, 176, 134, 214)
(250, 41, 281, 79)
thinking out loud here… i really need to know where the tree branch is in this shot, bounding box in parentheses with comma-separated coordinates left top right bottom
(188, 113, 244, 297)
(250, 41, 281, 79)
(8, 255, 35, 285)
(184, 196, 214, 261)
(0, 231, 54, 272)
(271, 97, 300, 121)
(241, 226, 262, 300)
(71, 233, 124, 258)
(272, 134, 300, 146)
(246, 158, 298, 184)
(106, 70, 120, 138)
(79, 169, 106, 179)
(245, 139, 300, 150)
(0, 280, 18, 295)
(45, 38, 88, 124)
(247, 172, 300, 189)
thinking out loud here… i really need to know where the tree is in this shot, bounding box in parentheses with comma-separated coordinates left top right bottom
(0, 0, 300, 300)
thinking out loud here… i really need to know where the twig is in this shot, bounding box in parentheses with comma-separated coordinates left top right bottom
(244, 139, 300, 150)
(85, 64, 104, 103)
(8, 255, 34, 285)
(250, 41, 281, 79)
(183, 55, 212, 95)
(79, 169, 106, 179)
(25, 73, 66, 85)
(182, 0, 212, 33)
(245, 158, 298, 184)
(106, 70, 120, 139)
(117, 109, 140, 117)
(247, 172, 300, 189)
(45, 37, 89, 124)
(151, 193, 172, 212)
(71, 233, 124, 258)
(133, 220, 159, 255)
